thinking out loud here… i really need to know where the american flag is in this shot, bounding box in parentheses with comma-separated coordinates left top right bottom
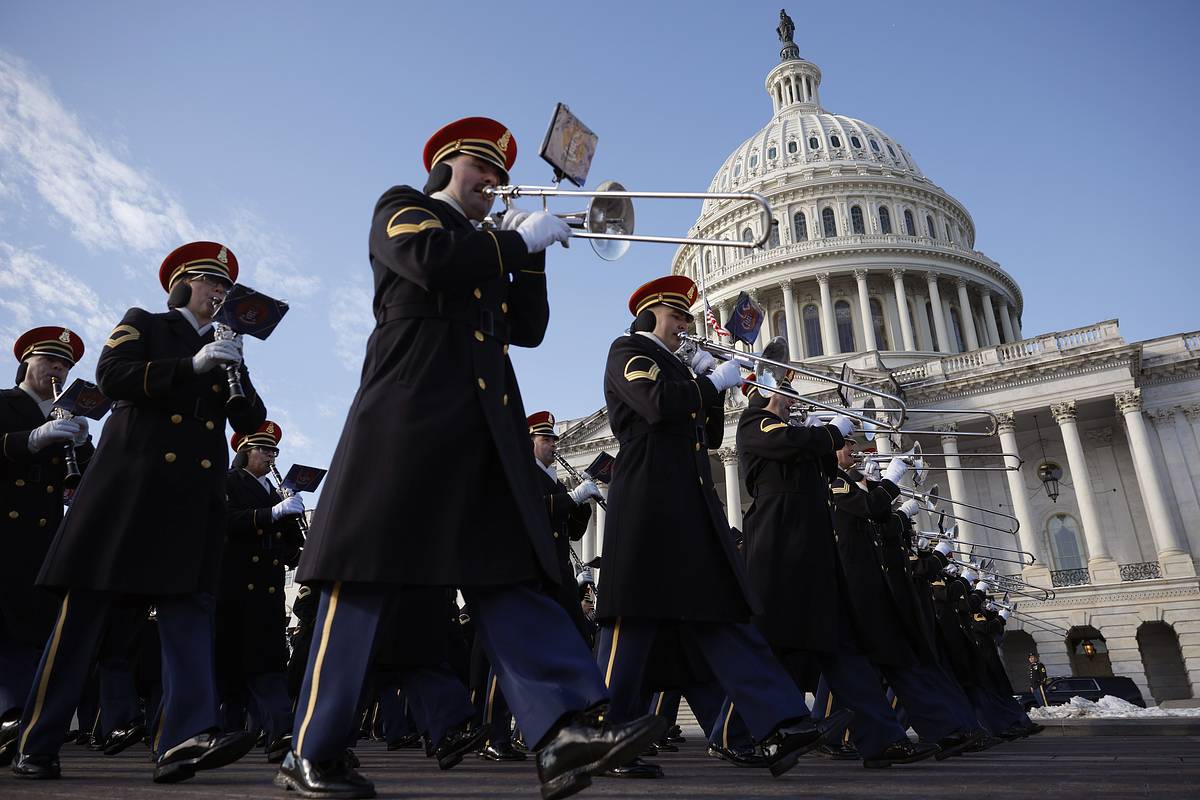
(705, 300, 731, 338)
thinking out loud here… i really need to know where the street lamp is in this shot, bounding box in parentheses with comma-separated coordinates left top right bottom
(1037, 461, 1063, 503)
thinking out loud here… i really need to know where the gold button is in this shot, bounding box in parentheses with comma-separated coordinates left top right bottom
(691, 412, 697, 419)
(477, 378, 486, 390)
(474, 330, 485, 342)
(256, 528, 263, 536)
(502, 394, 509, 405)
(14, 479, 25, 487)
(8, 511, 18, 519)
(275, 531, 282, 539)
(502, 345, 509, 355)
(247, 583, 255, 591)
(200, 459, 212, 469)
(212, 384, 222, 392)
(501, 302, 508, 313)
(170, 414, 183, 424)
(699, 477, 704, 485)
(51, 457, 61, 465)
(164, 452, 176, 463)
(268, 586, 276, 594)
(46, 485, 55, 493)
(272, 559, 279, 566)
(695, 443, 700, 451)
(252, 555, 260, 563)
(473, 288, 482, 299)
(38, 518, 47, 527)
(553, 532, 560, 539)
(206, 421, 215, 430)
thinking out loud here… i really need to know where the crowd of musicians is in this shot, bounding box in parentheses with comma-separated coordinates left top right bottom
(0, 115, 1044, 800)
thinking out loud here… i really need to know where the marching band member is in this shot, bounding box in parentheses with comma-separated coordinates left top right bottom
(279, 117, 664, 800)
(594, 275, 849, 780)
(10, 242, 268, 782)
(0, 328, 92, 765)
(217, 421, 306, 763)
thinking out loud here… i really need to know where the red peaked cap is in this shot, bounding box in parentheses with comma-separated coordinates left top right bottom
(627, 275, 698, 319)
(13, 326, 84, 365)
(423, 117, 516, 180)
(231, 420, 282, 452)
(159, 241, 239, 292)
(527, 411, 558, 438)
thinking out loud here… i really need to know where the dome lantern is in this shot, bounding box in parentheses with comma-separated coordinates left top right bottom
(767, 9, 822, 115)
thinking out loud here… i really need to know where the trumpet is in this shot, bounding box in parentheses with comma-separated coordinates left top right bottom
(48, 376, 83, 489)
(268, 463, 308, 534)
(210, 295, 248, 413)
(553, 452, 606, 511)
(484, 182, 775, 261)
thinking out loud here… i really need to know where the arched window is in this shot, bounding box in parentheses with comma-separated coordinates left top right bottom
(850, 205, 865, 234)
(949, 305, 966, 352)
(703, 250, 713, 275)
(793, 211, 808, 241)
(1048, 514, 1085, 570)
(870, 298, 889, 350)
(749, 153, 759, 168)
(733, 161, 742, 177)
(924, 302, 940, 351)
(773, 310, 788, 345)
(808, 136, 820, 150)
(850, 135, 862, 149)
(741, 227, 755, 242)
(878, 206, 892, 234)
(803, 304, 823, 357)
(768, 218, 780, 248)
(926, 214, 936, 239)
(904, 209, 916, 236)
(869, 138, 881, 152)
(835, 300, 856, 352)
(830, 134, 842, 148)
(822, 208, 837, 237)
(768, 146, 778, 160)
(945, 222, 954, 243)
(787, 140, 798, 154)
(886, 144, 897, 159)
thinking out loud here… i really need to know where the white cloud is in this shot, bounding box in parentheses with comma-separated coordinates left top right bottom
(328, 279, 372, 369)
(226, 208, 322, 301)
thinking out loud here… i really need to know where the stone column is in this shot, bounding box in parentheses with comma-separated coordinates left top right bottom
(1116, 390, 1195, 577)
(582, 511, 597, 563)
(817, 273, 839, 355)
(1149, 409, 1200, 543)
(999, 300, 1016, 343)
(1050, 401, 1119, 583)
(913, 291, 934, 350)
(719, 448, 743, 530)
(891, 269, 916, 351)
(1010, 308, 1023, 340)
(925, 272, 951, 354)
(937, 424, 974, 544)
(955, 278, 979, 351)
(780, 279, 801, 359)
(980, 288, 1001, 347)
(854, 270, 877, 352)
(997, 412, 1051, 580)
(593, 489, 606, 558)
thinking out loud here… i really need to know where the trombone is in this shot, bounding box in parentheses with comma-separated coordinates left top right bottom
(916, 526, 1037, 566)
(901, 482, 1022, 535)
(484, 182, 775, 261)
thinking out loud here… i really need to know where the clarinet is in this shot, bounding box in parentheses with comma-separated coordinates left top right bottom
(269, 464, 309, 534)
(211, 296, 248, 412)
(554, 452, 607, 510)
(48, 376, 83, 488)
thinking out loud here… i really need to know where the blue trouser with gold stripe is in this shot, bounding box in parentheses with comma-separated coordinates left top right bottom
(594, 618, 808, 741)
(812, 656, 908, 759)
(476, 667, 513, 745)
(377, 685, 415, 742)
(292, 582, 607, 762)
(18, 591, 218, 757)
(0, 630, 40, 720)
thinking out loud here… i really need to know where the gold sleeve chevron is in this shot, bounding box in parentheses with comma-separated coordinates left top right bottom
(623, 356, 660, 383)
(760, 419, 788, 433)
(105, 324, 141, 349)
(386, 206, 443, 238)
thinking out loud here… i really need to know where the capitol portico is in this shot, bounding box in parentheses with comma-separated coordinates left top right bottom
(558, 13, 1200, 707)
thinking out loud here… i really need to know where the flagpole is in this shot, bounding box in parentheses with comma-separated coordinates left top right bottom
(697, 247, 710, 339)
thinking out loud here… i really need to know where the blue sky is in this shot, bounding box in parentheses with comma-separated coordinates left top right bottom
(2, 0, 1197, 481)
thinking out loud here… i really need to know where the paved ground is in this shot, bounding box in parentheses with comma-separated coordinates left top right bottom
(7, 732, 1200, 799)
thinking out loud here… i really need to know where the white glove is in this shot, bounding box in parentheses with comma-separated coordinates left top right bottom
(690, 348, 717, 376)
(803, 412, 824, 427)
(898, 498, 921, 519)
(883, 457, 909, 485)
(862, 459, 881, 481)
(830, 414, 855, 437)
(192, 340, 242, 373)
(517, 211, 572, 253)
(707, 359, 744, 392)
(499, 209, 531, 231)
(568, 479, 604, 505)
(71, 417, 90, 445)
(272, 494, 306, 521)
(28, 418, 84, 453)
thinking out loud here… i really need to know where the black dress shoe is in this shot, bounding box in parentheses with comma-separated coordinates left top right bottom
(385, 734, 422, 751)
(152, 730, 256, 783)
(707, 743, 768, 767)
(478, 741, 527, 761)
(933, 729, 984, 760)
(761, 709, 852, 778)
(1021, 722, 1046, 736)
(814, 742, 860, 760)
(995, 725, 1025, 741)
(343, 748, 360, 769)
(103, 719, 147, 756)
(650, 738, 679, 753)
(664, 725, 685, 745)
(511, 730, 529, 753)
(602, 757, 663, 778)
(12, 753, 61, 779)
(964, 735, 1004, 753)
(0, 717, 18, 767)
(268, 734, 293, 763)
(273, 749, 375, 798)
(536, 709, 668, 800)
(433, 724, 488, 770)
(863, 739, 940, 768)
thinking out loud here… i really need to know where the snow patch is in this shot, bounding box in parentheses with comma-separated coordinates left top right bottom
(1028, 695, 1200, 719)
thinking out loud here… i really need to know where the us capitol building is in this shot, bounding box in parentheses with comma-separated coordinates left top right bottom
(556, 13, 1200, 705)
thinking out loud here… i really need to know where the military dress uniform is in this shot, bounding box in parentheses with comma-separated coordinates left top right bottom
(0, 328, 93, 757)
(216, 423, 305, 758)
(1030, 657, 1049, 707)
(284, 119, 660, 800)
(594, 275, 840, 778)
(13, 242, 267, 781)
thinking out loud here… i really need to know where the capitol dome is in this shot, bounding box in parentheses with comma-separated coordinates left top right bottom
(675, 15, 1023, 366)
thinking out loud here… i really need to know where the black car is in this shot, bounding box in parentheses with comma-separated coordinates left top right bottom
(1016, 675, 1146, 711)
